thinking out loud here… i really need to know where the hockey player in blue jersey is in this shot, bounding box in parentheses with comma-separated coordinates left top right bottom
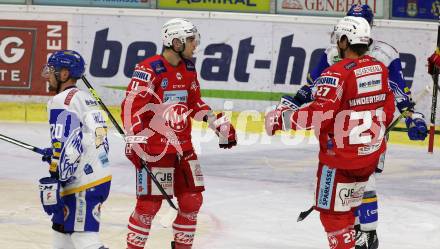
(39, 50, 111, 249)
(277, 4, 428, 249)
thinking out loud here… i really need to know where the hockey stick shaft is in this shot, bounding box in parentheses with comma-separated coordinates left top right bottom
(0, 133, 45, 155)
(81, 76, 178, 210)
(428, 17, 440, 153)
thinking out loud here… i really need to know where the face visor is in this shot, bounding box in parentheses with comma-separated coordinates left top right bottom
(41, 64, 56, 79)
(184, 27, 200, 46)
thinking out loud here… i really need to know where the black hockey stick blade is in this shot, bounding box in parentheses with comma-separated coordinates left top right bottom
(297, 206, 314, 222)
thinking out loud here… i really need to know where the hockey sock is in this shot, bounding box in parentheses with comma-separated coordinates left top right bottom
(357, 191, 378, 231)
(126, 199, 162, 249)
(173, 192, 203, 249)
(327, 226, 356, 249)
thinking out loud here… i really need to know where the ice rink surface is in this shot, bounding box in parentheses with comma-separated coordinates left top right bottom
(0, 122, 439, 249)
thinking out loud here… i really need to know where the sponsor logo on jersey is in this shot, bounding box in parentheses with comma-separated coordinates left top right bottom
(356, 74, 382, 94)
(354, 65, 383, 77)
(344, 61, 357, 70)
(317, 165, 335, 210)
(136, 168, 148, 196)
(334, 182, 366, 212)
(92, 203, 101, 223)
(85, 99, 98, 106)
(152, 167, 174, 195)
(185, 60, 195, 71)
(132, 70, 151, 82)
(190, 81, 199, 91)
(150, 60, 166, 74)
(84, 164, 94, 175)
(161, 78, 168, 89)
(176, 72, 182, 80)
(163, 90, 188, 103)
(314, 76, 339, 87)
(348, 93, 386, 107)
(173, 84, 186, 89)
(358, 142, 382, 155)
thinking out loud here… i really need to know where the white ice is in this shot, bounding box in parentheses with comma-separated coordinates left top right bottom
(0, 122, 439, 249)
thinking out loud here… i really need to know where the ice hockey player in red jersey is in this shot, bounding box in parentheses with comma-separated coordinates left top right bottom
(265, 16, 395, 249)
(121, 18, 237, 249)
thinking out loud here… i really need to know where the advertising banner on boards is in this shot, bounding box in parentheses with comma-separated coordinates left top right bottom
(0, 20, 67, 96)
(33, 0, 152, 8)
(158, 0, 270, 13)
(0, 9, 437, 119)
(392, 0, 440, 21)
(276, 0, 385, 18)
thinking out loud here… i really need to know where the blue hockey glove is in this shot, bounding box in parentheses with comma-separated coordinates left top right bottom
(278, 95, 302, 110)
(293, 85, 313, 106)
(41, 147, 52, 164)
(405, 112, 428, 141)
(396, 98, 415, 114)
(39, 177, 63, 216)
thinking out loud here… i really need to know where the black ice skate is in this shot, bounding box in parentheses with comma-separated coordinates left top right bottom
(355, 227, 379, 249)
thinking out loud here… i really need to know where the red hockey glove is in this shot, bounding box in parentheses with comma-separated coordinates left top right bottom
(125, 136, 148, 169)
(428, 49, 440, 75)
(265, 97, 296, 136)
(208, 113, 237, 149)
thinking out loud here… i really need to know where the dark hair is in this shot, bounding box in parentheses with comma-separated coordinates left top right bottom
(349, 44, 369, 56)
(339, 36, 369, 56)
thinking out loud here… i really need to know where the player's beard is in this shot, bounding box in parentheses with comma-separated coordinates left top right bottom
(48, 83, 58, 92)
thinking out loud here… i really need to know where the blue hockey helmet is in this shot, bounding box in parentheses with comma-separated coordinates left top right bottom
(46, 50, 85, 79)
(347, 4, 374, 26)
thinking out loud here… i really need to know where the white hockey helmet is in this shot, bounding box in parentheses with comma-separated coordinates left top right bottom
(332, 16, 371, 45)
(161, 18, 200, 47)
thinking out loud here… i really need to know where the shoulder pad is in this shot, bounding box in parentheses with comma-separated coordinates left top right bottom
(368, 40, 399, 67)
(149, 60, 167, 75)
(183, 59, 196, 71)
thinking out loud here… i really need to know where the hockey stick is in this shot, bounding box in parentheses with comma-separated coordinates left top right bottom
(81, 76, 178, 211)
(428, 17, 440, 153)
(0, 133, 45, 155)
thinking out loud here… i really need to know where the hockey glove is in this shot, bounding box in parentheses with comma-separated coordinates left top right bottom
(428, 49, 440, 75)
(396, 98, 415, 114)
(405, 112, 428, 141)
(39, 177, 63, 216)
(265, 99, 295, 136)
(125, 142, 145, 169)
(293, 85, 314, 106)
(41, 147, 52, 164)
(208, 113, 237, 149)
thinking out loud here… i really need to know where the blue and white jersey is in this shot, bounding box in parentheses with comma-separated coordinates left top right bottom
(308, 40, 411, 105)
(47, 87, 111, 196)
